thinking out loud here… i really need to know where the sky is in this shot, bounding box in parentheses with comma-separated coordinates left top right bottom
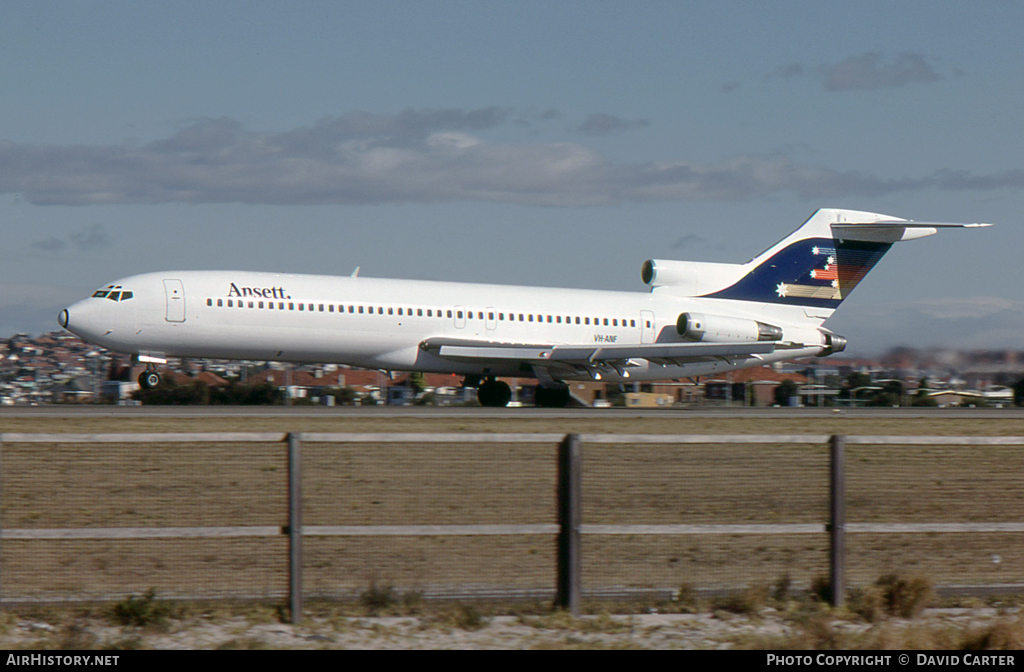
(2, 1, 1023, 356)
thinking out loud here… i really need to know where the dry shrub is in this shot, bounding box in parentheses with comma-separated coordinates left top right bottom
(877, 574, 933, 618)
(848, 585, 886, 623)
(961, 618, 1024, 650)
(715, 584, 770, 615)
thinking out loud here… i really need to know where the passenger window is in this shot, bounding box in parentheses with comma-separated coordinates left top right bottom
(529, 315, 534, 322)
(631, 319, 636, 327)
(499, 313, 504, 321)
(584, 317, 589, 325)
(488, 312, 494, 320)
(289, 303, 295, 310)
(547, 316, 552, 323)
(207, 298, 213, 307)
(467, 312, 473, 319)
(519, 314, 524, 321)
(279, 302, 285, 310)
(299, 304, 304, 311)
(478, 312, 484, 320)
(268, 302, 274, 309)
(575, 317, 580, 324)
(328, 305, 334, 313)
(447, 310, 453, 318)
(319, 304, 324, 312)
(259, 301, 264, 309)
(248, 301, 254, 308)
(457, 311, 463, 319)
(227, 299, 233, 307)
(388, 307, 394, 315)
(418, 309, 423, 317)
(613, 319, 618, 327)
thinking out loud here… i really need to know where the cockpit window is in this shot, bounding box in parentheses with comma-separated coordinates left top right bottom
(93, 288, 133, 301)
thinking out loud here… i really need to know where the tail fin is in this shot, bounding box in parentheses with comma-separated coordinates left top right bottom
(704, 208, 990, 310)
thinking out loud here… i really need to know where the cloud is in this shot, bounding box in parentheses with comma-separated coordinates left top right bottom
(68, 223, 111, 251)
(823, 52, 941, 91)
(31, 238, 67, 252)
(575, 113, 650, 136)
(770, 52, 943, 91)
(905, 296, 1024, 320)
(1, 109, 1022, 207)
(29, 224, 112, 255)
(835, 296, 1024, 352)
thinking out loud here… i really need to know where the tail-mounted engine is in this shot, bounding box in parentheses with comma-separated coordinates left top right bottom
(676, 312, 783, 343)
(817, 331, 847, 357)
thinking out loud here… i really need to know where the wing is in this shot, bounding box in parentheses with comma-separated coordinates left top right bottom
(420, 337, 776, 377)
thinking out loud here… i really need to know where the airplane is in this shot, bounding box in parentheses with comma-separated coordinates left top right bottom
(58, 208, 990, 407)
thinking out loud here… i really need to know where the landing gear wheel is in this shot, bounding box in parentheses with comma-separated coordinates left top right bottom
(477, 379, 512, 407)
(535, 384, 570, 408)
(138, 370, 161, 390)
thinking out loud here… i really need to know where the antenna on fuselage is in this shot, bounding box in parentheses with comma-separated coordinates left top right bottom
(350, 267, 360, 278)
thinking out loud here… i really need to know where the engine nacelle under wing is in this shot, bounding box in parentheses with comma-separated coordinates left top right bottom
(676, 312, 783, 343)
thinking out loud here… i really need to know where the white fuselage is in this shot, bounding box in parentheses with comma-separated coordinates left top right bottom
(61, 270, 828, 383)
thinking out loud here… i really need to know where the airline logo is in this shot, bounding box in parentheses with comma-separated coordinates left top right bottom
(228, 282, 292, 299)
(706, 238, 892, 308)
(776, 245, 842, 301)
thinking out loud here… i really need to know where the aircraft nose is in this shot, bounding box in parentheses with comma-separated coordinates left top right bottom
(59, 299, 99, 339)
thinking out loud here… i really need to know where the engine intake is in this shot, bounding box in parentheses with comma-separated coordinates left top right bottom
(676, 312, 783, 343)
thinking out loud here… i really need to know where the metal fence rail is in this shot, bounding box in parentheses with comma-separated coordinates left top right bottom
(1, 432, 1022, 620)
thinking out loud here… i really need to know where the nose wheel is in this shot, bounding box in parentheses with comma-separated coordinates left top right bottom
(138, 369, 162, 390)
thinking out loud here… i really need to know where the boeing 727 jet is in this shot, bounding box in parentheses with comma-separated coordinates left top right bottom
(58, 208, 989, 406)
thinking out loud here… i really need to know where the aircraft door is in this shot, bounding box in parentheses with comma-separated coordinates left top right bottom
(485, 307, 497, 331)
(454, 305, 466, 329)
(164, 279, 186, 323)
(640, 310, 655, 343)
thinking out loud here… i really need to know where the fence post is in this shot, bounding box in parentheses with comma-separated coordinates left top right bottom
(829, 434, 846, 608)
(556, 433, 581, 616)
(287, 432, 302, 624)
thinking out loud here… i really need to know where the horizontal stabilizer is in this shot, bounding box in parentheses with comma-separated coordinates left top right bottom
(832, 220, 993, 243)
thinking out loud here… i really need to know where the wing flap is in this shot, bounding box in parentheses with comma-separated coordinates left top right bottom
(427, 339, 775, 365)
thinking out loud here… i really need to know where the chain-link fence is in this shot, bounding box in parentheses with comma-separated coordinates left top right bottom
(1, 432, 1022, 613)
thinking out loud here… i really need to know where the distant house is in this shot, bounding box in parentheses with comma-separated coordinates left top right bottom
(703, 367, 809, 406)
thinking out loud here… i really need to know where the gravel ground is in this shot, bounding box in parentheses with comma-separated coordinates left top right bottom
(3, 606, 1022, 650)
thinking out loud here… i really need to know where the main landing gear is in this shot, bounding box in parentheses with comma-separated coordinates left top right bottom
(476, 377, 513, 408)
(534, 383, 571, 408)
(138, 368, 161, 390)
